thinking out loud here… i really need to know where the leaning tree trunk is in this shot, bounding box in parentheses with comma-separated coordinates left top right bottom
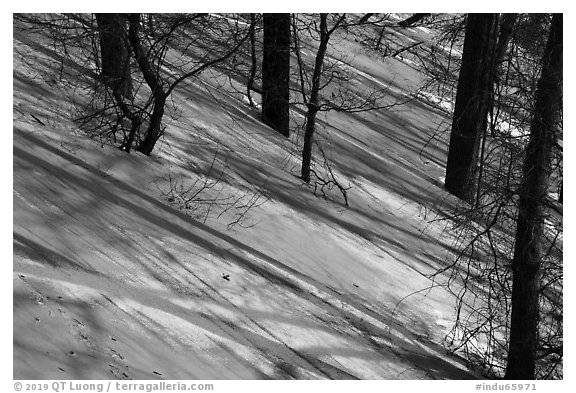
(139, 94, 166, 156)
(505, 13, 562, 380)
(262, 13, 291, 137)
(444, 14, 498, 204)
(301, 14, 329, 183)
(96, 13, 133, 99)
(126, 13, 167, 156)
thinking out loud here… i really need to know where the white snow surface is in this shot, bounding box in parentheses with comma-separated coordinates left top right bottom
(12, 21, 477, 380)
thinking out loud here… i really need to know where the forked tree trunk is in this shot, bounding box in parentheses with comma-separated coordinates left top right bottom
(126, 13, 167, 156)
(505, 13, 562, 380)
(96, 14, 133, 99)
(444, 13, 498, 203)
(262, 13, 291, 137)
(301, 14, 329, 183)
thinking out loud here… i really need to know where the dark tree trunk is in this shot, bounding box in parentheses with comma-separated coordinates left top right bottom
(139, 94, 166, 156)
(444, 14, 498, 203)
(301, 14, 329, 183)
(246, 13, 258, 107)
(126, 14, 167, 156)
(495, 13, 518, 66)
(262, 13, 291, 137)
(505, 13, 562, 380)
(96, 13, 133, 99)
(301, 105, 319, 183)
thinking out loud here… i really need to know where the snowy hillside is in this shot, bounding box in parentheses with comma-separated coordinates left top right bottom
(12, 14, 483, 380)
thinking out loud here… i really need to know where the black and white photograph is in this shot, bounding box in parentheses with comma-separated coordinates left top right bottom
(11, 6, 565, 387)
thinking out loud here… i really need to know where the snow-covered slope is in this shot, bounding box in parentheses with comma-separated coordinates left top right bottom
(13, 17, 476, 380)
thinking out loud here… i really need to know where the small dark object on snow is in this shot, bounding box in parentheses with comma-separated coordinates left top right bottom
(153, 371, 162, 375)
(352, 283, 359, 288)
(221, 273, 230, 281)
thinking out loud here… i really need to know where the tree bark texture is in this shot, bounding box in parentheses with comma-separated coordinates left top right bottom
(96, 14, 133, 100)
(444, 13, 498, 203)
(505, 13, 562, 380)
(262, 13, 291, 137)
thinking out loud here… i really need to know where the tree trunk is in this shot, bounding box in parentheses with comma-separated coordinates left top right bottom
(262, 13, 291, 137)
(495, 13, 518, 66)
(246, 14, 258, 107)
(301, 106, 319, 183)
(301, 14, 329, 183)
(138, 94, 166, 156)
(126, 14, 167, 156)
(95, 13, 133, 99)
(505, 13, 562, 380)
(444, 13, 498, 203)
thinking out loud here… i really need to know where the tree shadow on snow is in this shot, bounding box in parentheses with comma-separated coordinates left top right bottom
(13, 128, 474, 379)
